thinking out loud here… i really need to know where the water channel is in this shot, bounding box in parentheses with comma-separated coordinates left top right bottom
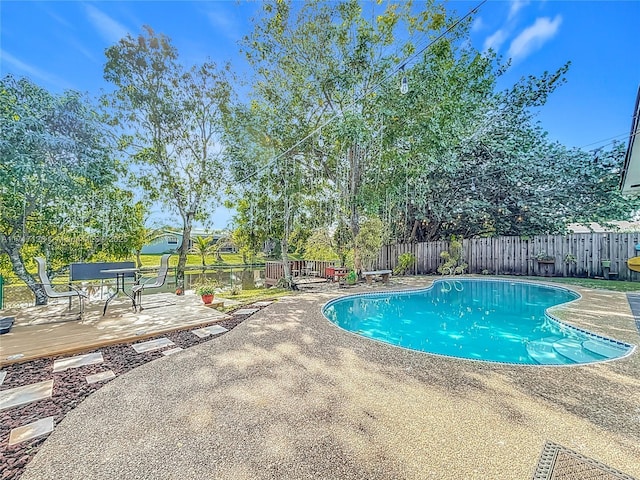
(1, 266, 266, 308)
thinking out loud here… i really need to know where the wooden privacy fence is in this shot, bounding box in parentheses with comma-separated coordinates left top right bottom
(265, 260, 337, 286)
(376, 233, 640, 282)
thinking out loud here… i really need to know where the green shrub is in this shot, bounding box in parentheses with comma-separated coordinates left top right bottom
(393, 252, 416, 275)
(355, 217, 385, 271)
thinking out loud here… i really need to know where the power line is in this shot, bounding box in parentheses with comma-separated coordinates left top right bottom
(580, 129, 638, 150)
(396, 1, 487, 73)
(230, 0, 488, 187)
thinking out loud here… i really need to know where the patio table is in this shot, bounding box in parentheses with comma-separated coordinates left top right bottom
(326, 266, 348, 282)
(100, 268, 139, 315)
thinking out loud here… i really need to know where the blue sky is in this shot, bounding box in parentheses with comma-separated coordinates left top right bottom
(2, 0, 639, 227)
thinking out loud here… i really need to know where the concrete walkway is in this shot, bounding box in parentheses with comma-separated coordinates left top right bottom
(20, 280, 640, 479)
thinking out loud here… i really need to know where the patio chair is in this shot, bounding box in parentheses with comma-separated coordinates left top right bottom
(35, 257, 88, 315)
(132, 254, 171, 311)
(303, 261, 319, 277)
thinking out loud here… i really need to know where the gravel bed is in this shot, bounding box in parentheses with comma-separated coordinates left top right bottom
(0, 307, 257, 480)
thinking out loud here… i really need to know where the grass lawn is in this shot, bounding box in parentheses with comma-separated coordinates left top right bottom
(218, 287, 291, 311)
(138, 253, 265, 268)
(517, 276, 640, 292)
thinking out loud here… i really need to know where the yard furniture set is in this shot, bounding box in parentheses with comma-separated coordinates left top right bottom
(35, 254, 170, 316)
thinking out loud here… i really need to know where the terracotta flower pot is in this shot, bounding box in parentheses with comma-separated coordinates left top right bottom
(201, 294, 214, 304)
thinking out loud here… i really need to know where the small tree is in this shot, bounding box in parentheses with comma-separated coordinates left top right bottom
(190, 236, 214, 269)
(211, 234, 231, 263)
(304, 229, 337, 261)
(354, 217, 385, 273)
(331, 220, 352, 268)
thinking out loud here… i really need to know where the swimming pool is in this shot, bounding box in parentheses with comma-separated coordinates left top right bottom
(322, 279, 635, 365)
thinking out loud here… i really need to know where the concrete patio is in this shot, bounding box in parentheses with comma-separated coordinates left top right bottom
(12, 277, 640, 480)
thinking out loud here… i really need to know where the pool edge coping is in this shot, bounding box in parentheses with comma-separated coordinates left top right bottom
(320, 277, 637, 368)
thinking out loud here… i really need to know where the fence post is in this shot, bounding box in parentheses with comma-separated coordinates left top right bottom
(0, 275, 3, 310)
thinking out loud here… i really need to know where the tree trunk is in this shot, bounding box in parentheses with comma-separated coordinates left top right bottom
(279, 169, 297, 290)
(410, 219, 420, 243)
(280, 238, 295, 289)
(2, 238, 48, 305)
(177, 217, 194, 292)
(136, 249, 142, 269)
(348, 145, 362, 274)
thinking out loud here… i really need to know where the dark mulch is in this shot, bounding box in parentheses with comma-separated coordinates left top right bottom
(0, 306, 261, 480)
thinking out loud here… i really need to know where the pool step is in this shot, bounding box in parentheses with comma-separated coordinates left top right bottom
(582, 340, 628, 359)
(526, 339, 571, 365)
(553, 339, 603, 364)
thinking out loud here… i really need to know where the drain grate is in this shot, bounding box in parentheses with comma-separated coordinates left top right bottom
(533, 441, 637, 480)
(626, 294, 640, 335)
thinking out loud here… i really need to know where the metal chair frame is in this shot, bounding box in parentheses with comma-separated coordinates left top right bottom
(35, 257, 88, 315)
(132, 254, 171, 311)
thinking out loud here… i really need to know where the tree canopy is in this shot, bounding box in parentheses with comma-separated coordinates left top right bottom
(0, 75, 140, 302)
(3, 1, 637, 296)
(226, 0, 639, 279)
(104, 26, 234, 288)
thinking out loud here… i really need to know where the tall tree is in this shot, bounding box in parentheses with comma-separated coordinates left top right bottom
(377, 56, 639, 240)
(104, 26, 233, 290)
(230, 0, 450, 281)
(0, 75, 135, 303)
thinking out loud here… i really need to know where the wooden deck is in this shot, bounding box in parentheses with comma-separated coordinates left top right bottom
(0, 293, 234, 366)
(265, 260, 337, 286)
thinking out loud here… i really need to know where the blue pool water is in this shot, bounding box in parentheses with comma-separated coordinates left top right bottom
(322, 279, 634, 365)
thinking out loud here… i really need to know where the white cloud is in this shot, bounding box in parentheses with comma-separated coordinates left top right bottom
(483, 29, 508, 53)
(508, 15, 562, 61)
(205, 7, 240, 42)
(0, 50, 73, 90)
(471, 17, 484, 33)
(508, 0, 530, 21)
(47, 9, 73, 28)
(84, 4, 129, 44)
(68, 37, 98, 63)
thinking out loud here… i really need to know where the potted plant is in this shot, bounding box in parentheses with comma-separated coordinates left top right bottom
(534, 252, 555, 264)
(195, 281, 219, 304)
(601, 259, 611, 268)
(564, 254, 577, 264)
(344, 270, 357, 286)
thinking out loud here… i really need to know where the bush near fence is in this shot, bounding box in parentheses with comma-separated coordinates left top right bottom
(376, 233, 640, 282)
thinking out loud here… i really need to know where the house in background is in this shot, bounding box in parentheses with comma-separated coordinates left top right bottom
(140, 228, 235, 254)
(620, 85, 640, 196)
(567, 221, 640, 233)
